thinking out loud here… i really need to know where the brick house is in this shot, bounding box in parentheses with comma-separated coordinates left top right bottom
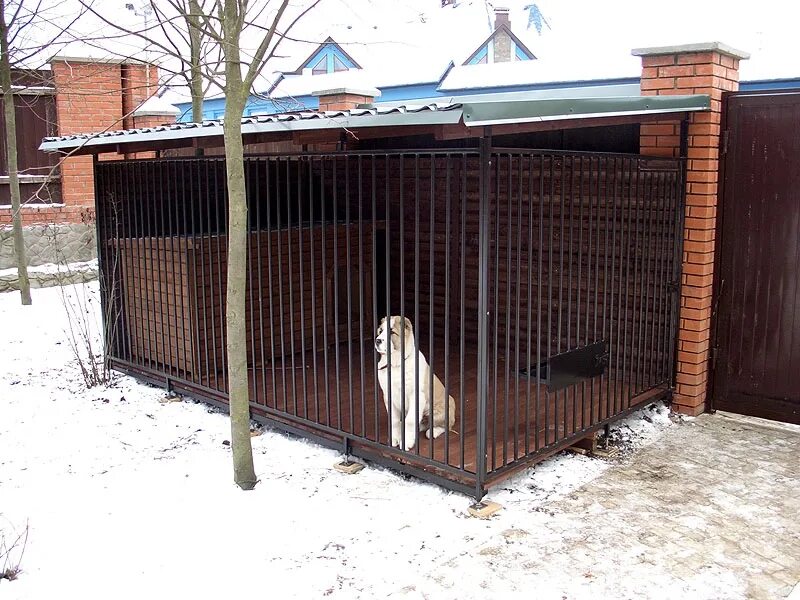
(0, 57, 175, 273)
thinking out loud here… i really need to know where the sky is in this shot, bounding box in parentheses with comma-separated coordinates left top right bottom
(12, 0, 800, 102)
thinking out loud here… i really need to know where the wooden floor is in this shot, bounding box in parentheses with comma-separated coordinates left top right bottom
(199, 339, 667, 484)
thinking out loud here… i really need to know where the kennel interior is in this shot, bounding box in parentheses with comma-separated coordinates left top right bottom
(93, 135, 685, 498)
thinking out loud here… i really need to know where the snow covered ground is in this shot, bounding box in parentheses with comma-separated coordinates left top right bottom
(1, 281, 675, 599)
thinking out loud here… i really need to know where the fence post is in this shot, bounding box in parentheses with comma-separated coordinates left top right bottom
(475, 130, 492, 500)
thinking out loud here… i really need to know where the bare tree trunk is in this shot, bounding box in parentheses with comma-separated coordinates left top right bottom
(0, 1, 31, 305)
(222, 5, 256, 489)
(186, 0, 204, 123)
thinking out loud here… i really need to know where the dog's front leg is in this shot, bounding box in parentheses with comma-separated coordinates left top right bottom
(391, 405, 403, 448)
(401, 396, 420, 451)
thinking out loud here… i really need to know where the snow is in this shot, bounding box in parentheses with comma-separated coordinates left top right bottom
(0, 259, 97, 280)
(1, 279, 677, 599)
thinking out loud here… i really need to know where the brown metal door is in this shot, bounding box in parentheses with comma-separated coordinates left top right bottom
(712, 91, 800, 424)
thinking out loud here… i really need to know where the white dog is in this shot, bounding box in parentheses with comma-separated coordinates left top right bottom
(375, 316, 456, 451)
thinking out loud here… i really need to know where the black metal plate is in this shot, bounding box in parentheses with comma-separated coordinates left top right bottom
(519, 340, 609, 392)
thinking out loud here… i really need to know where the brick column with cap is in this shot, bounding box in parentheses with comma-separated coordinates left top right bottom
(632, 42, 749, 416)
(312, 87, 380, 112)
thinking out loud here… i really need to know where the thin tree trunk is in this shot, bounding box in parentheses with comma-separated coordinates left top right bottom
(0, 1, 31, 305)
(222, 12, 256, 489)
(187, 0, 203, 123)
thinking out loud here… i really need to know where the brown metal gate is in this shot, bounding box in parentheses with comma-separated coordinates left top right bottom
(712, 91, 800, 424)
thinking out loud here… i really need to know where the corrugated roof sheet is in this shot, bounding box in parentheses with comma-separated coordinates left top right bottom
(39, 95, 710, 153)
(40, 103, 462, 151)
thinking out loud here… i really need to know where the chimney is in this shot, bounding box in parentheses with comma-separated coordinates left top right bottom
(493, 8, 512, 62)
(312, 87, 381, 111)
(494, 7, 510, 29)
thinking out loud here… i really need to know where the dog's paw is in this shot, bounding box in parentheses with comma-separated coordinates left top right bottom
(426, 427, 446, 439)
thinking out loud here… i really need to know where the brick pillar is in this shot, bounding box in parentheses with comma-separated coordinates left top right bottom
(122, 63, 159, 129)
(632, 42, 749, 416)
(312, 87, 380, 111)
(51, 59, 124, 222)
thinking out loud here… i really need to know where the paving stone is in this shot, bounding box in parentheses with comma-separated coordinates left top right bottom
(412, 413, 800, 599)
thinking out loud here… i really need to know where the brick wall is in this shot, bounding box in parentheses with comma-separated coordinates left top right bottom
(633, 43, 748, 416)
(0, 59, 158, 228)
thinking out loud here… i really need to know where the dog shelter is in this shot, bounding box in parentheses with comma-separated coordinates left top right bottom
(41, 92, 708, 499)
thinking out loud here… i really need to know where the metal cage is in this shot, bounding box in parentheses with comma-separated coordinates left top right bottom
(94, 144, 685, 499)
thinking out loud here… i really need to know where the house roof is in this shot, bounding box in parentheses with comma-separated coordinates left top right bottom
(39, 94, 710, 155)
(461, 23, 537, 65)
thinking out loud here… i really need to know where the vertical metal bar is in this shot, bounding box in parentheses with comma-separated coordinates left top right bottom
(321, 157, 330, 425)
(385, 155, 394, 446)
(504, 153, 512, 465)
(525, 154, 534, 455)
(657, 170, 674, 383)
(459, 153, 467, 469)
(345, 156, 354, 434)
(492, 149, 500, 469)
(567, 155, 576, 435)
(255, 159, 268, 407)
(668, 160, 686, 390)
(274, 158, 287, 411)
(358, 156, 366, 438)
(371, 155, 379, 442)
(622, 160, 637, 407)
(156, 161, 172, 379)
(140, 162, 154, 372)
(413, 153, 420, 455)
(601, 156, 612, 421)
(593, 156, 602, 420)
(428, 154, 436, 458)
(643, 171, 661, 391)
(584, 156, 593, 423)
(546, 154, 554, 445)
(309, 156, 320, 422)
(203, 161, 218, 391)
(213, 161, 227, 393)
(444, 154, 452, 464)
(333, 157, 342, 430)
(514, 152, 523, 459)
(614, 158, 627, 413)
(632, 164, 645, 397)
(475, 133, 492, 498)
(399, 154, 406, 451)
(576, 155, 585, 430)
(536, 154, 544, 450)
(172, 162, 187, 380)
(120, 163, 136, 365)
(264, 159, 278, 409)
(298, 158, 308, 418)
(285, 158, 298, 416)
(247, 161, 258, 405)
(606, 156, 618, 418)
(557, 155, 566, 441)
(151, 162, 165, 376)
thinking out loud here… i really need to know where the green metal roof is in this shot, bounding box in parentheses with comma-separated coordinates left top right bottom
(39, 94, 710, 154)
(461, 95, 710, 126)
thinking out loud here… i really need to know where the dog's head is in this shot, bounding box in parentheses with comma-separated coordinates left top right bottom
(375, 316, 413, 356)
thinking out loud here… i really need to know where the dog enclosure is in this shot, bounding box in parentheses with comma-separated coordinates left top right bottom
(94, 141, 684, 498)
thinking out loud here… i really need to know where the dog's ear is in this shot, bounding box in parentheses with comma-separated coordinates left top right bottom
(378, 316, 386, 328)
(402, 317, 413, 333)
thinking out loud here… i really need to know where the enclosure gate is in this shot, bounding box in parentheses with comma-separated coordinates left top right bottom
(95, 146, 685, 498)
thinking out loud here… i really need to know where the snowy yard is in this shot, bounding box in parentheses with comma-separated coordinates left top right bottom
(2, 281, 679, 599)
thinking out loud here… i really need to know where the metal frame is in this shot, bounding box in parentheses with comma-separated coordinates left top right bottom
(94, 145, 685, 500)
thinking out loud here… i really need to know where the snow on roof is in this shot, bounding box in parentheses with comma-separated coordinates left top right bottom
(439, 55, 639, 91)
(133, 95, 180, 117)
